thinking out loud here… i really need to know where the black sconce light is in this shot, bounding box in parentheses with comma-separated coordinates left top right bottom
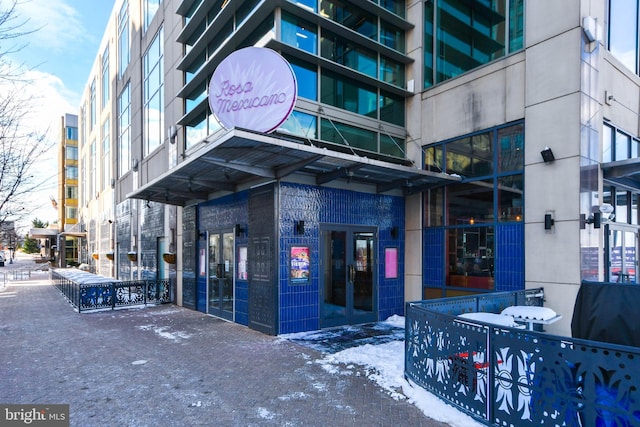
(541, 147, 555, 163)
(580, 212, 602, 229)
(544, 213, 555, 230)
(197, 229, 205, 239)
(235, 224, 246, 237)
(390, 226, 398, 239)
(295, 220, 305, 235)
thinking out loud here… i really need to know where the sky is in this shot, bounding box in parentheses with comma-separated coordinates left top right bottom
(282, 315, 484, 427)
(3, 0, 115, 231)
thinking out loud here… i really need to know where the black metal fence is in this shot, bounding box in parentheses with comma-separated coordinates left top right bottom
(52, 270, 172, 313)
(405, 288, 640, 426)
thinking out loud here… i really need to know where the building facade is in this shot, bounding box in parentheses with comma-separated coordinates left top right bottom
(56, 113, 82, 267)
(77, 0, 640, 336)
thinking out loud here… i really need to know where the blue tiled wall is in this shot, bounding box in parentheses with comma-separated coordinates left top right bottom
(495, 223, 525, 291)
(423, 228, 445, 287)
(278, 183, 405, 334)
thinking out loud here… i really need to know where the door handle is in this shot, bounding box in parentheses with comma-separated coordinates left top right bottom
(349, 265, 355, 283)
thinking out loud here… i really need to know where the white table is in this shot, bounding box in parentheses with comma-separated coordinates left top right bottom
(501, 306, 562, 331)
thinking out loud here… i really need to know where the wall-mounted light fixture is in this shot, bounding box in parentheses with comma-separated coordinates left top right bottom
(582, 16, 598, 43)
(541, 147, 555, 163)
(544, 213, 555, 230)
(168, 125, 178, 144)
(581, 212, 602, 229)
(295, 220, 305, 235)
(390, 226, 398, 239)
(235, 224, 246, 237)
(132, 158, 139, 172)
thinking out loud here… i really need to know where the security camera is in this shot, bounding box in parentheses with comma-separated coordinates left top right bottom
(599, 203, 614, 214)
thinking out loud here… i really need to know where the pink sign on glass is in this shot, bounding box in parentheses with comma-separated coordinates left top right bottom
(208, 47, 298, 133)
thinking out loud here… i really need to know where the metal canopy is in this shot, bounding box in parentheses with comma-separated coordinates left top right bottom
(602, 158, 640, 191)
(126, 128, 461, 207)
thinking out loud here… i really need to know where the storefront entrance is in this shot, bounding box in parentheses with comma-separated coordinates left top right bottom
(605, 223, 639, 283)
(208, 231, 235, 320)
(320, 226, 377, 328)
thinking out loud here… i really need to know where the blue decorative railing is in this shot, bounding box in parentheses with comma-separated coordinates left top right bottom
(405, 288, 640, 426)
(52, 270, 172, 312)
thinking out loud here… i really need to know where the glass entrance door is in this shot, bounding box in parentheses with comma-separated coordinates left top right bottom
(321, 226, 376, 327)
(208, 231, 235, 320)
(606, 224, 639, 283)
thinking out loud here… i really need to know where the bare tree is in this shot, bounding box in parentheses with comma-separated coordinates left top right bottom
(0, 1, 52, 227)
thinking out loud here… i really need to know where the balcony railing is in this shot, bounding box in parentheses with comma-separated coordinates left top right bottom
(52, 270, 173, 313)
(405, 288, 640, 426)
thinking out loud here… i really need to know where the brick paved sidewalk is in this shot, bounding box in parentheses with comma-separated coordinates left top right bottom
(0, 280, 448, 427)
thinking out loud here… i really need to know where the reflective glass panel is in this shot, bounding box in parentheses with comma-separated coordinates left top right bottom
(446, 180, 494, 225)
(282, 12, 317, 53)
(498, 175, 523, 222)
(608, 0, 638, 73)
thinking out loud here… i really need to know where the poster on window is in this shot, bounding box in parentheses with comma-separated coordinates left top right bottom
(385, 247, 398, 279)
(290, 246, 310, 283)
(237, 246, 248, 280)
(199, 248, 206, 276)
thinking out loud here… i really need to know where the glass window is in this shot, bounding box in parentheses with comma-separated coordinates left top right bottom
(102, 118, 110, 190)
(497, 123, 523, 172)
(380, 133, 405, 158)
(321, 30, 377, 77)
(66, 185, 78, 200)
(425, 0, 523, 88)
(278, 110, 317, 139)
(66, 165, 78, 180)
(424, 145, 443, 172)
(509, 0, 524, 51)
(321, 70, 377, 118)
(446, 132, 493, 178)
(447, 180, 494, 225)
(66, 126, 78, 140)
(118, 84, 131, 176)
(320, 0, 377, 39)
(101, 47, 109, 109)
(143, 27, 164, 155)
(66, 207, 78, 220)
(287, 56, 317, 101)
(633, 193, 639, 225)
(66, 146, 78, 161)
(282, 12, 317, 54)
(320, 119, 377, 152)
(379, 91, 404, 126)
(380, 22, 405, 52)
(608, 0, 638, 74)
(289, 0, 317, 12)
(90, 140, 96, 197)
(446, 226, 494, 289)
(633, 138, 640, 159)
(380, 57, 405, 87)
(616, 190, 629, 223)
(90, 79, 96, 130)
(378, 0, 405, 18)
(615, 130, 630, 161)
(424, 0, 434, 87)
(118, 0, 130, 77)
(425, 187, 444, 226)
(186, 113, 207, 150)
(603, 123, 613, 162)
(144, 0, 162, 31)
(498, 175, 523, 222)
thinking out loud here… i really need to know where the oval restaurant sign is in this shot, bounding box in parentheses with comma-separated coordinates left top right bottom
(208, 47, 297, 134)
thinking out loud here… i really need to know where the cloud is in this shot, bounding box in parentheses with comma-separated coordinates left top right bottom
(14, 0, 93, 53)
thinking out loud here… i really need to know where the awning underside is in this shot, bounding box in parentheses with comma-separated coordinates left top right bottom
(127, 129, 461, 206)
(602, 158, 640, 192)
